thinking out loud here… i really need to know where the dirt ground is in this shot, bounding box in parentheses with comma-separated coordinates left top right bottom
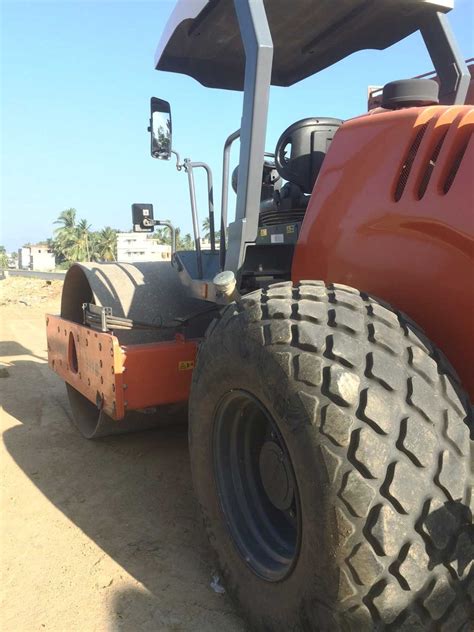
(0, 277, 246, 631)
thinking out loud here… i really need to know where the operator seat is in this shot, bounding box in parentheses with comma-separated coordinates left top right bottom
(233, 117, 343, 227)
(257, 117, 342, 225)
(274, 117, 343, 194)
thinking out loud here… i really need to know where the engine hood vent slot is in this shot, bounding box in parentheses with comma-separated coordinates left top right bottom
(418, 130, 448, 199)
(443, 133, 472, 194)
(394, 123, 429, 202)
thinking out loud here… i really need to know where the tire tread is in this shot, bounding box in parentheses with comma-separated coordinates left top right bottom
(192, 282, 473, 630)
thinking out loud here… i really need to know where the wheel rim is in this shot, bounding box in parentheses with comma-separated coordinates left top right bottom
(213, 390, 301, 581)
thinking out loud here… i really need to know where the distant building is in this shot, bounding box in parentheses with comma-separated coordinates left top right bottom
(7, 253, 18, 269)
(18, 243, 55, 271)
(116, 232, 171, 262)
(201, 238, 220, 250)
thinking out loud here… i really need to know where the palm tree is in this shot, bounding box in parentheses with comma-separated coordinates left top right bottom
(53, 208, 77, 261)
(201, 217, 220, 245)
(202, 217, 211, 240)
(53, 209, 93, 262)
(54, 208, 76, 231)
(96, 227, 117, 261)
(73, 219, 92, 261)
(0, 246, 8, 269)
(180, 233, 195, 250)
(153, 226, 172, 246)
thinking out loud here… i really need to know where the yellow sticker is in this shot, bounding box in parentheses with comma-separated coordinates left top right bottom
(259, 228, 268, 237)
(286, 225, 295, 233)
(179, 360, 195, 371)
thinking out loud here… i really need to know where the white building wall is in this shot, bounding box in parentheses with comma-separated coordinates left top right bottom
(18, 245, 55, 271)
(117, 232, 171, 262)
(30, 246, 55, 271)
(18, 247, 31, 269)
(201, 239, 219, 250)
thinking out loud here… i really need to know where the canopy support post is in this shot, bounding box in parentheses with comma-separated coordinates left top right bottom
(224, 0, 274, 273)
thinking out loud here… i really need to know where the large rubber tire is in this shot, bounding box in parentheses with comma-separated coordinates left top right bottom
(189, 281, 473, 631)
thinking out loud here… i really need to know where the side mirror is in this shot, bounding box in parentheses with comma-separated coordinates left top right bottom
(149, 97, 172, 160)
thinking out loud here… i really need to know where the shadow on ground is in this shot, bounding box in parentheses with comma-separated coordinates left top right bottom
(1, 343, 245, 631)
(2, 340, 472, 630)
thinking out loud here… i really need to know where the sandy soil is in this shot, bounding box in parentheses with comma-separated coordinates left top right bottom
(0, 278, 245, 631)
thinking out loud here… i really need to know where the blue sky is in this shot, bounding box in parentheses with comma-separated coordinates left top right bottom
(1, 0, 473, 252)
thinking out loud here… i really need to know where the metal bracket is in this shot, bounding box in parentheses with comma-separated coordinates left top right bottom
(82, 303, 165, 333)
(171, 149, 183, 171)
(83, 303, 112, 332)
(421, 12, 470, 105)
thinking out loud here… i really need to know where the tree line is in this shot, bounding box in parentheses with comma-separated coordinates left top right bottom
(0, 208, 218, 269)
(52, 209, 117, 264)
(153, 218, 218, 250)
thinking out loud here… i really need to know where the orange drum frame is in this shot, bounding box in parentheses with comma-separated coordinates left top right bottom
(46, 314, 197, 421)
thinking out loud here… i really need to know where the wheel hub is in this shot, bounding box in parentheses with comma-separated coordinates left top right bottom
(259, 440, 294, 511)
(213, 390, 300, 581)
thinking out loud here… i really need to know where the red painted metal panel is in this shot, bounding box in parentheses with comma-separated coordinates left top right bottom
(46, 315, 197, 419)
(120, 335, 197, 411)
(292, 105, 474, 397)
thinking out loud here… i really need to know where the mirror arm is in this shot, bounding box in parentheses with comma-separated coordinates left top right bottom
(156, 220, 177, 254)
(141, 218, 176, 254)
(171, 149, 184, 171)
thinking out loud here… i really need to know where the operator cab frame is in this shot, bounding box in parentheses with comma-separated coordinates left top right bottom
(146, 0, 469, 296)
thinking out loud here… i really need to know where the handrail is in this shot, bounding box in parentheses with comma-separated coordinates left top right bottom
(183, 160, 215, 279)
(190, 162, 215, 252)
(220, 129, 240, 270)
(184, 160, 203, 279)
(155, 220, 177, 254)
